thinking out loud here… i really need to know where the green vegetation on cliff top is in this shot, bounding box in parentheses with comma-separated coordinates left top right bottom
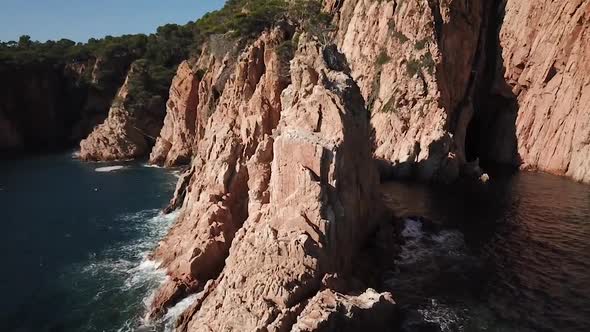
(0, 0, 328, 114)
(0, 0, 328, 66)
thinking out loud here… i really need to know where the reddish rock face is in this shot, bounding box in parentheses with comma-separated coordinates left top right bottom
(175, 37, 389, 331)
(330, 0, 488, 182)
(292, 289, 396, 332)
(497, 0, 590, 183)
(149, 61, 201, 166)
(143, 1, 590, 330)
(79, 61, 167, 161)
(324, 0, 590, 184)
(148, 28, 291, 318)
(79, 79, 146, 161)
(147, 28, 394, 330)
(149, 38, 240, 167)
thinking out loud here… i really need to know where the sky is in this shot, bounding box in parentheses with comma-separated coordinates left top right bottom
(0, 0, 226, 43)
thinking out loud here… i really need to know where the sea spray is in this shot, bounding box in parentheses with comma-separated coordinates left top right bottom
(162, 294, 199, 331)
(74, 209, 180, 331)
(388, 219, 475, 332)
(0, 153, 177, 331)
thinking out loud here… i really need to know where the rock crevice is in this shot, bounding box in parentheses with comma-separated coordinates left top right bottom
(326, 0, 590, 184)
(148, 27, 293, 317)
(147, 28, 395, 330)
(143, 1, 590, 330)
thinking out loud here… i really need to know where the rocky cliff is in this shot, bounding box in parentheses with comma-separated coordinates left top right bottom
(146, 27, 395, 330)
(0, 63, 80, 153)
(323, 0, 590, 184)
(148, 61, 201, 166)
(79, 61, 167, 161)
(324, 0, 490, 181)
(493, 0, 590, 183)
(0, 56, 130, 155)
(142, 0, 590, 330)
(149, 38, 239, 167)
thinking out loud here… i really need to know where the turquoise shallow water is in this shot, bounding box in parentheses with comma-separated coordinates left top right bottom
(0, 152, 177, 332)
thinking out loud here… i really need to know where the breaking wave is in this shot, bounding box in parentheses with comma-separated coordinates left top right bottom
(72, 209, 180, 331)
(142, 163, 163, 169)
(162, 294, 199, 331)
(388, 219, 475, 332)
(95, 165, 126, 172)
(396, 218, 466, 266)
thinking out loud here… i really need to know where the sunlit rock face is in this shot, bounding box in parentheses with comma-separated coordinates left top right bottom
(144, 0, 590, 330)
(496, 0, 590, 183)
(148, 28, 393, 331)
(329, 0, 487, 182)
(80, 62, 166, 161)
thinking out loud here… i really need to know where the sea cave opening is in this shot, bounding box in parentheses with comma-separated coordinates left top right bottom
(465, 0, 519, 172)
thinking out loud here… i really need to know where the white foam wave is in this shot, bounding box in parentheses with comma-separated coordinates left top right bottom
(397, 218, 466, 265)
(124, 259, 167, 291)
(95, 165, 126, 172)
(142, 163, 163, 169)
(116, 320, 134, 332)
(401, 218, 424, 238)
(417, 299, 466, 332)
(162, 294, 198, 331)
(132, 283, 196, 332)
(75, 208, 180, 331)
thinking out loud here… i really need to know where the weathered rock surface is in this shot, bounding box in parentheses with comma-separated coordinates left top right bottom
(79, 62, 166, 161)
(330, 0, 488, 181)
(68, 56, 133, 142)
(144, 1, 590, 330)
(328, 0, 590, 184)
(292, 289, 396, 332)
(149, 28, 290, 317)
(494, 0, 590, 183)
(149, 40, 234, 166)
(149, 31, 393, 330)
(176, 38, 387, 332)
(149, 35, 243, 167)
(149, 61, 201, 166)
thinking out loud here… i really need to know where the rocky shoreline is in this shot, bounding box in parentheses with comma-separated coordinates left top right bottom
(109, 0, 590, 330)
(140, 26, 398, 329)
(69, 0, 590, 185)
(2, 0, 589, 330)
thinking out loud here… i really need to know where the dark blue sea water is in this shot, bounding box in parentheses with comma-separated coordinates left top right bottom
(382, 172, 590, 332)
(2, 152, 589, 332)
(0, 152, 178, 332)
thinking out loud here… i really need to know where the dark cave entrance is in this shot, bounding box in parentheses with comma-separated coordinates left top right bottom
(464, 112, 480, 163)
(464, 0, 519, 170)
